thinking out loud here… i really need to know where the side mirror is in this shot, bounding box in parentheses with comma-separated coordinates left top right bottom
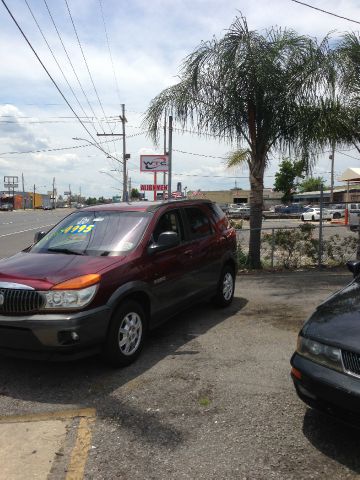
(347, 260, 360, 278)
(34, 231, 46, 243)
(148, 231, 179, 254)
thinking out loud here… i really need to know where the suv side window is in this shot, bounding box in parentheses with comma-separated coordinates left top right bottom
(184, 207, 212, 239)
(207, 203, 229, 232)
(153, 209, 183, 242)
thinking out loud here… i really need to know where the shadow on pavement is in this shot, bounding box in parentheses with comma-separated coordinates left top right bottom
(302, 408, 360, 474)
(0, 297, 247, 448)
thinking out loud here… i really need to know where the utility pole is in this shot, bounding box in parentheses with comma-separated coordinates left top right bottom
(163, 111, 167, 187)
(121, 104, 127, 202)
(69, 184, 71, 208)
(52, 177, 56, 209)
(33, 184, 36, 210)
(96, 104, 127, 201)
(330, 141, 335, 204)
(22, 173, 25, 210)
(168, 115, 173, 198)
(128, 177, 131, 200)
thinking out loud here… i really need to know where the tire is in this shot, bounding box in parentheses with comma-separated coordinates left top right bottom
(312, 215, 315, 221)
(102, 300, 147, 367)
(301, 215, 305, 222)
(333, 212, 341, 219)
(213, 265, 235, 307)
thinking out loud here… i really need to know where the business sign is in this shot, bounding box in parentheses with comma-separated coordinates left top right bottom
(140, 184, 167, 191)
(140, 155, 168, 172)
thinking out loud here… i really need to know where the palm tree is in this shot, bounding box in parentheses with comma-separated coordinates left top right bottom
(143, 16, 342, 268)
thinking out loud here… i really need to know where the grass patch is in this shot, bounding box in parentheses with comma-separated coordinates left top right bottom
(198, 397, 211, 407)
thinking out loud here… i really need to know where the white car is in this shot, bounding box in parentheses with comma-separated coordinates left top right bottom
(300, 207, 332, 222)
(327, 204, 346, 219)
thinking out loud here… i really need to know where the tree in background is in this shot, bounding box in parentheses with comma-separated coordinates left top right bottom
(144, 16, 356, 268)
(298, 177, 327, 193)
(130, 188, 141, 200)
(274, 158, 304, 203)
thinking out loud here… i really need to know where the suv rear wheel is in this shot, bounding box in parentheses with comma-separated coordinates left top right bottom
(214, 265, 235, 307)
(103, 300, 147, 367)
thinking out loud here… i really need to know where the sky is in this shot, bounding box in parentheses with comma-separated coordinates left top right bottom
(1, 0, 360, 200)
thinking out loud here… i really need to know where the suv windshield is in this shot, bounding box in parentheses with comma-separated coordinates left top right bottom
(30, 210, 150, 256)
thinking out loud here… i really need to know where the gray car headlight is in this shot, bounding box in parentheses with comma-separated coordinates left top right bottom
(40, 284, 98, 310)
(297, 335, 343, 372)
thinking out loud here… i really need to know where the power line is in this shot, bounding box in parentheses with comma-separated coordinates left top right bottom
(24, 0, 99, 137)
(98, 0, 122, 107)
(0, 138, 120, 156)
(335, 149, 360, 160)
(64, 0, 119, 158)
(64, 0, 111, 131)
(42, 0, 103, 134)
(289, 0, 360, 25)
(174, 149, 227, 160)
(0, 0, 107, 151)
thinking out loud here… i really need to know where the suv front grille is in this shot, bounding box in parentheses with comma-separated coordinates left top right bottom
(0, 289, 45, 314)
(342, 350, 360, 376)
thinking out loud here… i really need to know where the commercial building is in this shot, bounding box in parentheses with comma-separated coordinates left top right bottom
(0, 191, 51, 209)
(187, 188, 283, 209)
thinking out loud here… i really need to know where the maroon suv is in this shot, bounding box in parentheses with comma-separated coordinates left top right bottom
(0, 200, 237, 366)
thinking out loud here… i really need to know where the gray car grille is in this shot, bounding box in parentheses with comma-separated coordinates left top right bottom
(0, 289, 45, 314)
(342, 350, 360, 376)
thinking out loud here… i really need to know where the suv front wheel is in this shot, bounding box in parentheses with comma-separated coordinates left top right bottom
(213, 265, 235, 307)
(103, 300, 147, 367)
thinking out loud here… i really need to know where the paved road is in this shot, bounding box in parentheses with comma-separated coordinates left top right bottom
(0, 209, 72, 259)
(1, 269, 359, 479)
(1, 211, 360, 479)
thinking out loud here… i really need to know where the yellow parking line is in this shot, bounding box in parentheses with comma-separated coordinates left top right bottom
(0, 407, 96, 424)
(66, 415, 96, 480)
(0, 408, 96, 480)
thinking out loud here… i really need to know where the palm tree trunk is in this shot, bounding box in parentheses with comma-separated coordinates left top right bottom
(248, 162, 265, 269)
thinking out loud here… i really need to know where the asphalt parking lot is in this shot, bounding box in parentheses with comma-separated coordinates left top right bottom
(1, 267, 360, 479)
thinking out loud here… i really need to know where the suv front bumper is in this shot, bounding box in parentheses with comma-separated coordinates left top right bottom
(0, 305, 112, 360)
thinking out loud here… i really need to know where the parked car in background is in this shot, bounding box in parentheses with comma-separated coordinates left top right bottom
(228, 204, 250, 218)
(0, 203, 13, 211)
(0, 200, 237, 366)
(300, 207, 332, 221)
(327, 204, 346, 219)
(291, 260, 360, 424)
(274, 204, 306, 214)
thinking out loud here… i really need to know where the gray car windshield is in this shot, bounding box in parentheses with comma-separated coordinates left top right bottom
(31, 211, 150, 256)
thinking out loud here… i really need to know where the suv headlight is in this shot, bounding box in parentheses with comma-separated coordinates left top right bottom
(297, 335, 343, 372)
(39, 274, 100, 310)
(41, 284, 98, 310)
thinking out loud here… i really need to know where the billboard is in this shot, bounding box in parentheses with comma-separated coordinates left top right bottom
(140, 155, 168, 172)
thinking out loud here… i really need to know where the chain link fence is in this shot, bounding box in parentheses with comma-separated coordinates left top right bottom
(235, 223, 359, 270)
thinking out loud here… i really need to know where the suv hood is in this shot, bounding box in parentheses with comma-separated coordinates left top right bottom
(302, 280, 360, 353)
(0, 252, 122, 290)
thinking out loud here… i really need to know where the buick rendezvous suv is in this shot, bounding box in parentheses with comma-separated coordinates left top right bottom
(0, 200, 237, 366)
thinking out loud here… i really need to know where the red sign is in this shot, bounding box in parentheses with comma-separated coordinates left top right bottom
(140, 184, 167, 191)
